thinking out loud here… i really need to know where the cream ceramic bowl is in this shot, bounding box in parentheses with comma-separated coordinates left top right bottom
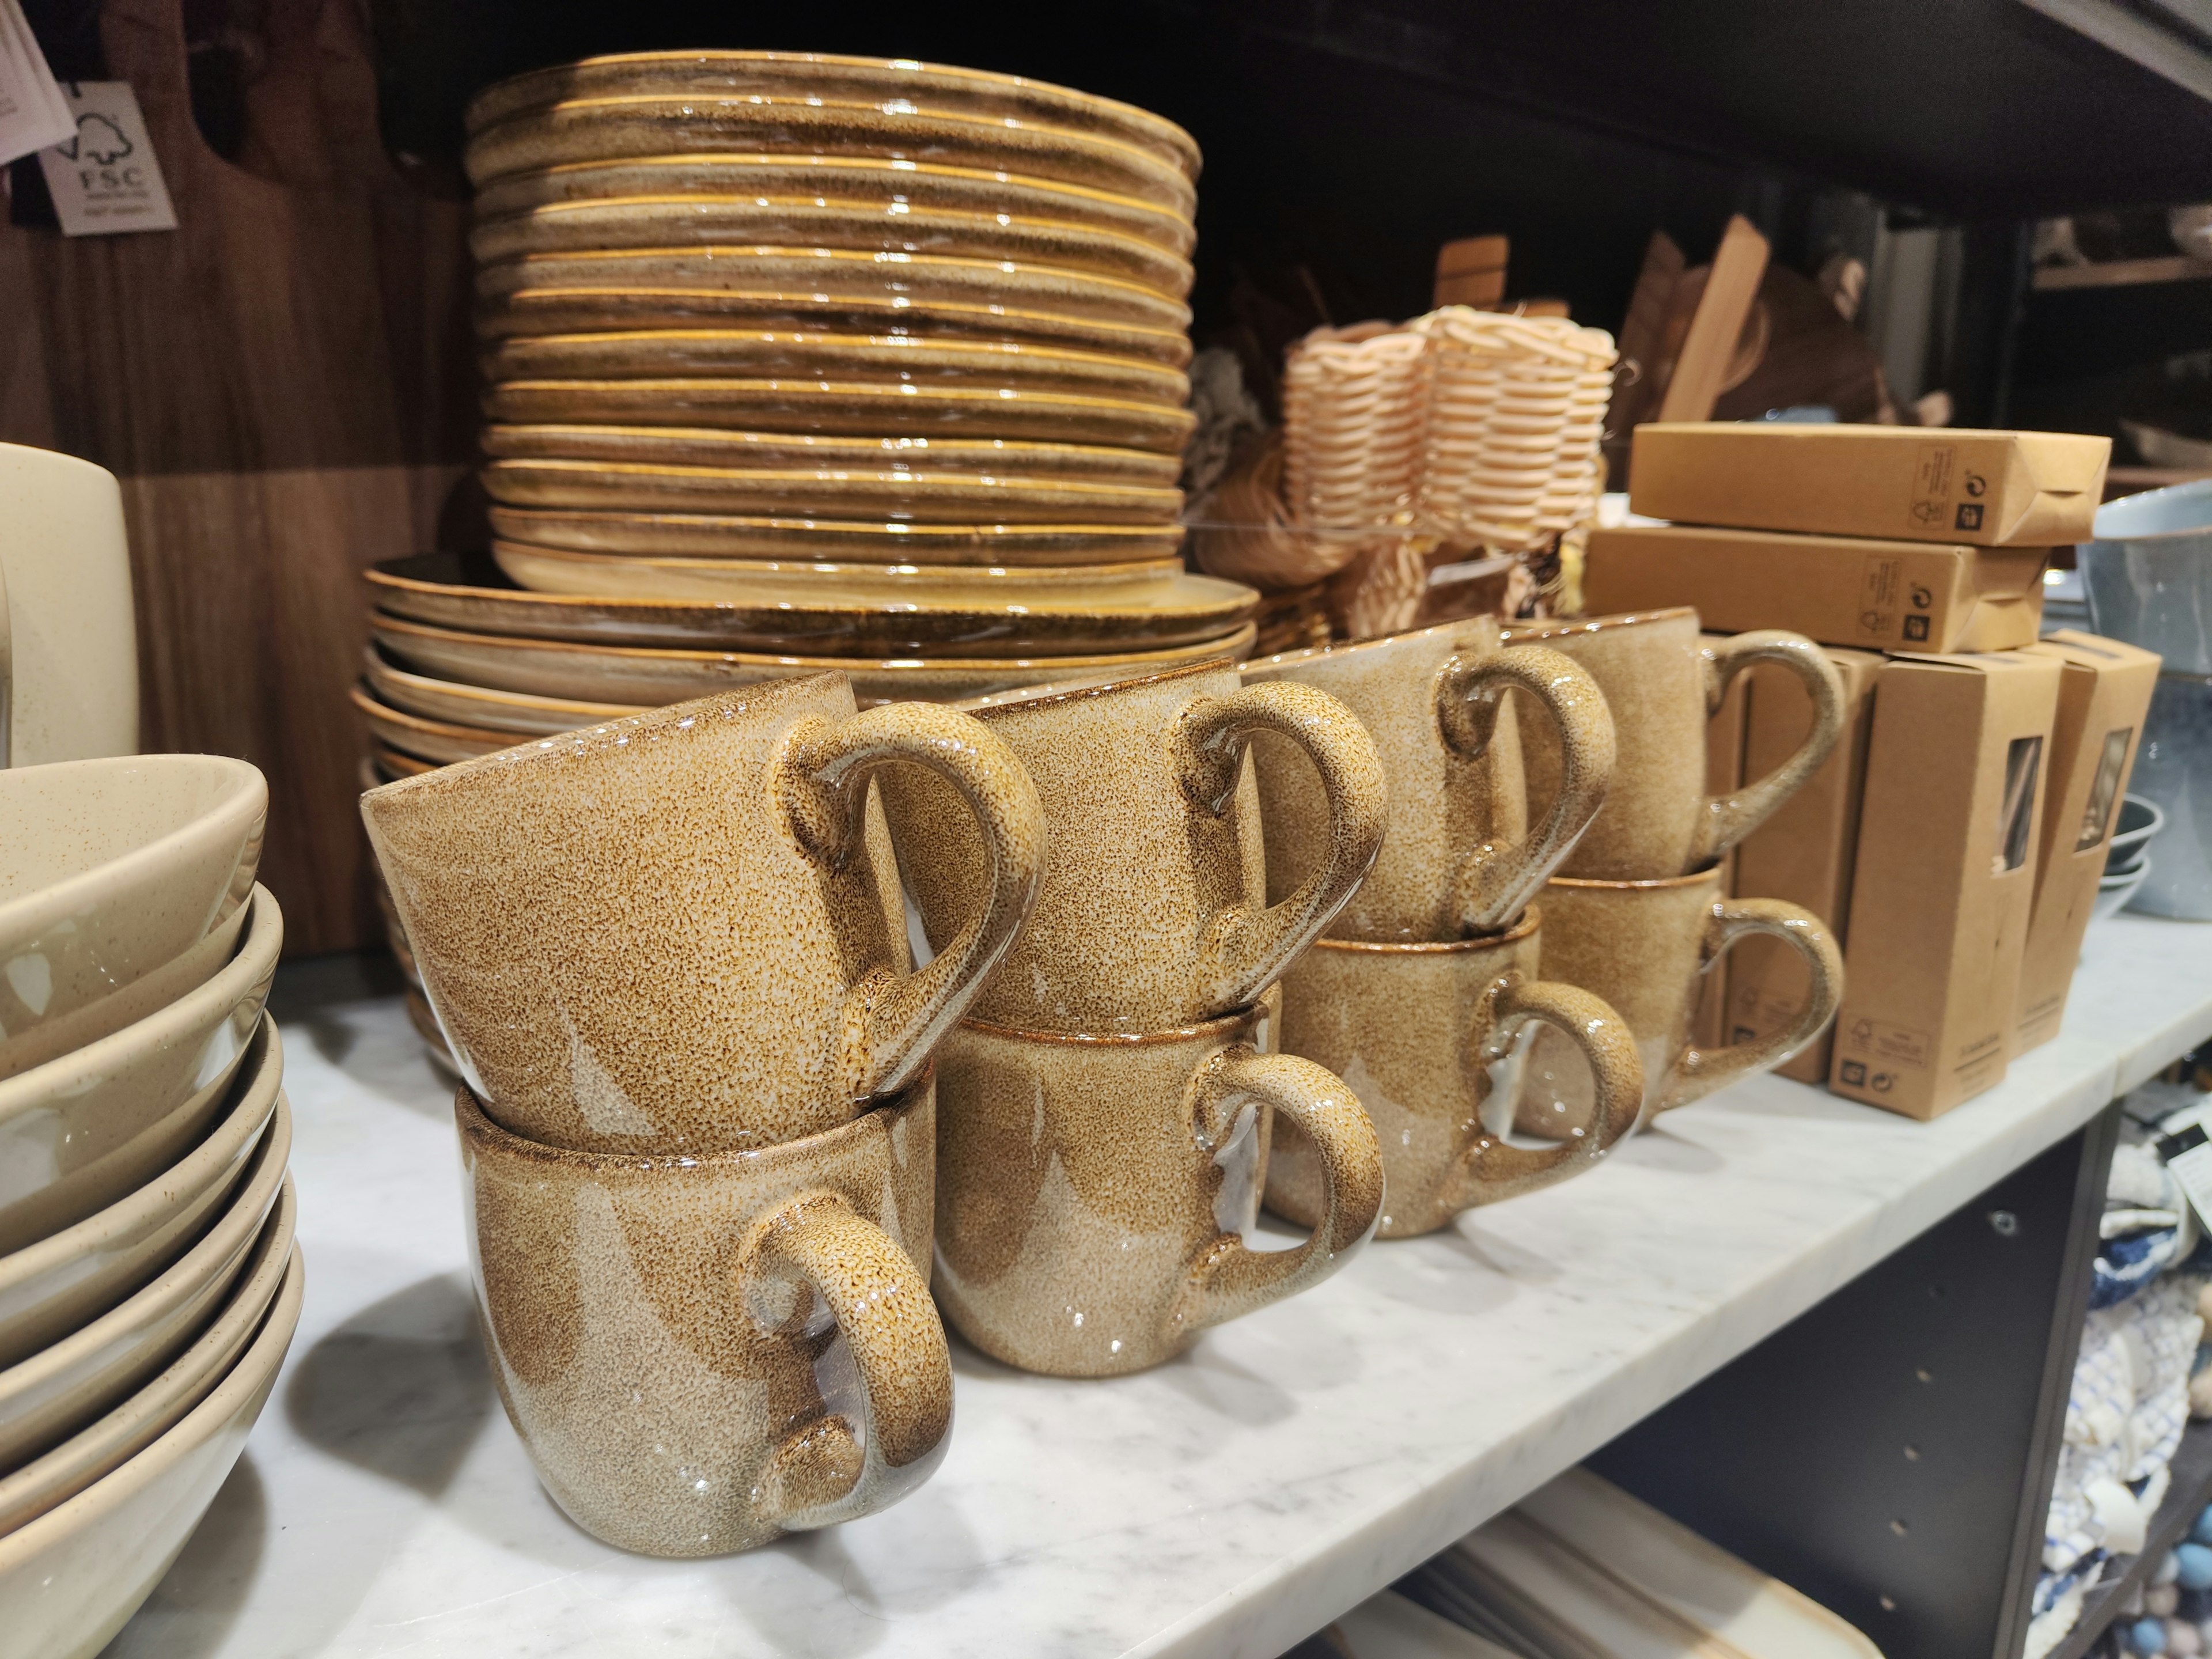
(0, 1024, 283, 1368)
(0, 1131, 290, 1469)
(0, 1242, 302, 1659)
(0, 755, 265, 1058)
(369, 612, 1260, 708)
(0, 1185, 293, 1534)
(0, 888, 281, 1253)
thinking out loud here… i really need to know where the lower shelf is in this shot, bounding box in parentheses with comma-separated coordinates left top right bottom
(2052, 1421, 2212, 1659)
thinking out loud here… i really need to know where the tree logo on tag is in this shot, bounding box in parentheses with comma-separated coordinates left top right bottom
(58, 113, 130, 165)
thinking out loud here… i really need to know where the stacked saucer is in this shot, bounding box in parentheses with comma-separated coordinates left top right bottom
(0, 756, 304, 1656)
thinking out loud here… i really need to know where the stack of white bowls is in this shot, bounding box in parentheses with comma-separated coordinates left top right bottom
(0, 755, 301, 1658)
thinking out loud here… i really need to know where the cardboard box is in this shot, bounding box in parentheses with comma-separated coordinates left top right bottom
(1722, 649, 1884, 1083)
(1829, 652, 2062, 1119)
(1691, 641, 1749, 1051)
(1627, 423, 2110, 547)
(1582, 524, 2048, 653)
(2013, 631, 2162, 1054)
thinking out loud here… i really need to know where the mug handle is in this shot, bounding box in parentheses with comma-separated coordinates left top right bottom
(737, 1189, 954, 1531)
(776, 704, 1045, 1101)
(1656, 897, 1844, 1112)
(1165, 1050, 1382, 1344)
(1688, 631, 1846, 870)
(1438, 645, 1615, 932)
(1173, 683, 1387, 1014)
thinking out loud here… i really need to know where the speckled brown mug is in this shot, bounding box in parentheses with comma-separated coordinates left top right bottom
(1244, 621, 1615, 939)
(363, 673, 1043, 1153)
(1517, 867, 1844, 1137)
(1267, 910, 1643, 1237)
(457, 1074, 949, 1556)
(1509, 609, 1844, 879)
(881, 662, 1386, 1033)
(934, 993, 1384, 1376)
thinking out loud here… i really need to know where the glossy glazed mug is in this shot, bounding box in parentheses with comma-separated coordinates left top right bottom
(1509, 609, 1844, 880)
(1244, 621, 1614, 939)
(458, 1075, 948, 1556)
(881, 662, 1385, 1032)
(363, 674, 1043, 1153)
(1268, 910, 1643, 1237)
(1517, 867, 1844, 1136)
(934, 992, 1384, 1376)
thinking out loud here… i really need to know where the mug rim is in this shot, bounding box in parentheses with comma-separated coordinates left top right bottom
(1243, 616, 1503, 675)
(1547, 866, 1721, 892)
(958, 1002, 1265, 1045)
(1505, 605, 1696, 642)
(955, 654, 1238, 718)
(454, 1068, 930, 1168)
(1310, 908, 1541, 953)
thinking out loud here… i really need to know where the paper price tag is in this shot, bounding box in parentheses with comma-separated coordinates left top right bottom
(0, 0, 73, 166)
(36, 81, 177, 236)
(2156, 1121, 2212, 1234)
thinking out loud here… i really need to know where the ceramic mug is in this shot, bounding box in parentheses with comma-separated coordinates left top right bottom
(933, 992, 1383, 1376)
(1244, 621, 1615, 939)
(1517, 867, 1844, 1136)
(457, 1074, 949, 1556)
(363, 673, 1043, 1153)
(881, 662, 1385, 1033)
(1267, 910, 1643, 1237)
(1509, 609, 1844, 880)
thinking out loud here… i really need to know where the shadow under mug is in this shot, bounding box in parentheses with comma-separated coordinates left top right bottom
(1510, 608, 1844, 880)
(457, 1074, 950, 1557)
(933, 992, 1383, 1377)
(1517, 867, 1844, 1137)
(363, 673, 1043, 1153)
(882, 661, 1385, 1033)
(1267, 910, 1643, 1238)
(1245, 620, 1615, 939)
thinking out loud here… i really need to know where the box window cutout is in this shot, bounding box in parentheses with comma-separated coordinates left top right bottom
(2073, 728, 2133, 853)
(1997, 735, 2044, 874)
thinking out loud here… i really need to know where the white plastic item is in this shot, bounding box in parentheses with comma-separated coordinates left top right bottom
(0, 442, 137, 766)
(1335, 1590, 1524, 1658)
(1514, 1468, 1883, 1658)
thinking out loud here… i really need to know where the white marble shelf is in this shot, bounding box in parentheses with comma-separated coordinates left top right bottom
(103, 914, 2212, 1659)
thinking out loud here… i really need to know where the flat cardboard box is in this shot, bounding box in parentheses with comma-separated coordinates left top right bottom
(1582, 524, 2048, 653)
(1830, 652, 2062, 1119)
(1721, 649, 1884, 1083)
(1692, 639, 1749, 1051)
(1627, 423, 2110, 547)
(2013, 631, 2162, 1055)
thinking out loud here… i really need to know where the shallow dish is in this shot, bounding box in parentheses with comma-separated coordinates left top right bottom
(486, 505, 1184, 565)
(462, 51, 1202, 181)
(0, 1241, 302, 1659)
(0, 1023, 282, 1368)
(370, 741, 434, 780)
(2099, 856, 2153, 922)
(0, 1185, 293, 1535)
(351, 688, 514, 767)
(480, 327, 1190, 407)
(371, 611, 1258, 706)
(463, 94, 1199, 218)
(490, 536, 1184, 598)
(487, 541, 1258, 653)
(0, 755, 264, 1058)
(483, 376, 1196, 453)
(481, 422, 1180, 485)
(469, 153, 1195, 256)
(480, 456, 1181, 529)
(0, 887, 281, 1255)
(365, 649, 640, 736)
(475, 245, 1191, 334)
(2108, 793, 2165, 873)
(469, 197, 1194, 296)
(0, 1113, 290, 1471)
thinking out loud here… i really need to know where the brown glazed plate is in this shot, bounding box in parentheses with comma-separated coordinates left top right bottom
(477, 327, 1191, 408)
(350, 685, 516, 766)
(364, 550, 1255, 655)
(468, 196, 1194, 297)
(463, 95, 1198, 219)
(362, 648, 641, 736)
(481, 376, 1198, 453)
(369, 611, 1259, 706)
(477, 284, 1193, 365)
(474, 245, 1192, 334)
(469, 154, 1195, 257)
(479, 422, 1181, 486)
(461, 51, 1202, 182)
(479, 456, 1181, 528)
(484, 505, 1183, 565)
